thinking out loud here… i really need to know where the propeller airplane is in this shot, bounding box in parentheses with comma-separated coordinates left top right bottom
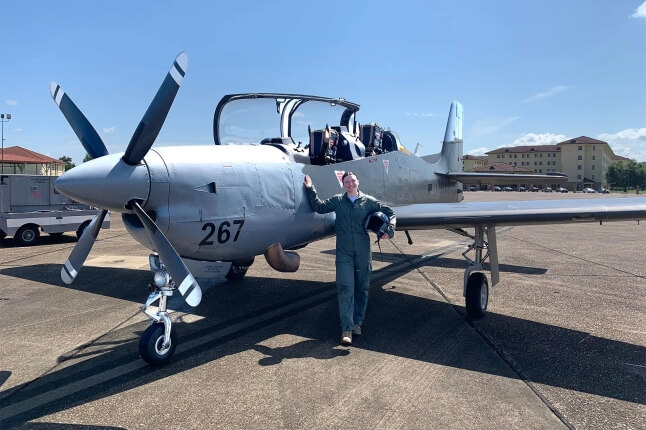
(50, 52, 646, 364)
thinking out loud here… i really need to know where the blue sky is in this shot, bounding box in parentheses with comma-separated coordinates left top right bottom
(1, 0, 645, 165)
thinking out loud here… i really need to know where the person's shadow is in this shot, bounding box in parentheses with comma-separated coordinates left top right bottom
(253, 340, 350, 366)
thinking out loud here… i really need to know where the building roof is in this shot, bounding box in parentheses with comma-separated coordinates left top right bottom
(485, 145, 560, 155)
(612, 154, 631, 162)
(556, 136, 607, 145)
(463, 154, 487, 160)
(468, 162, 535, 173)
(0, 146, 64, 164)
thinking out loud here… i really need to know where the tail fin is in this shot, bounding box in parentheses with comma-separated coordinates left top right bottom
(440, 101, 463, 172)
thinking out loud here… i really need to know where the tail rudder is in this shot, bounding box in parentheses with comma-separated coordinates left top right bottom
(440, 101, 463, 172)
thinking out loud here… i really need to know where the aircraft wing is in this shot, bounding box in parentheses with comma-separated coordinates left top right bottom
(440, 172, 567, 185)
(395, 197, 646, 230)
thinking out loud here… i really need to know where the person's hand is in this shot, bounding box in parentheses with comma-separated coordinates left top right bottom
(303, 175, 312, 188)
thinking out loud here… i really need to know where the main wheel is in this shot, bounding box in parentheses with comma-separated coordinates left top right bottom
(225, 257, 254, 281)
(15, 225, 40, 246)
(76, 220, 91, 240)
(139, 323, 177, 365)
(0, 230, 6, 240)
(465, 272, 488, 318)
(225, 264, 249, 281)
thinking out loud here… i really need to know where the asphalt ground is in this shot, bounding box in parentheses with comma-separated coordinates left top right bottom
(0, 191, 644, 429)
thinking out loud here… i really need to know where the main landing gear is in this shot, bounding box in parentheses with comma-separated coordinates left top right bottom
(454, 225, 499, 318)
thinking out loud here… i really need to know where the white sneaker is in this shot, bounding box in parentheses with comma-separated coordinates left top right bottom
(341, 331, 352, 345)
(352, 325, 362, 336)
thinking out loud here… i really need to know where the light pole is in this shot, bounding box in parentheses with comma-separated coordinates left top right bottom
(1, 113, 11, 174)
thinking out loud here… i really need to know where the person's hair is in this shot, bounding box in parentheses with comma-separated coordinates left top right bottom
(341, 171, 357, 182)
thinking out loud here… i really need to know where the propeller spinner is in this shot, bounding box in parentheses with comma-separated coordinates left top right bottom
(51, 52, 201, 307)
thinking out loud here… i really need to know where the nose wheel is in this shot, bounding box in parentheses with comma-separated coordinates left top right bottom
(140, 322, 177, 365)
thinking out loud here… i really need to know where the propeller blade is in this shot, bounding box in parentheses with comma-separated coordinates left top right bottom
(131, 200, 202, 307)
(122, 52, 188, 166)
(49, 82, 109, 160)
(61, 209, 108, 284)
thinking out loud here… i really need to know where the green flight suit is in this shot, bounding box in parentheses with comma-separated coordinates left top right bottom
(306, 186, 395, 331)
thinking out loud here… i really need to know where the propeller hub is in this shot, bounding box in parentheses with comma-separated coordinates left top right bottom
(55, 153, 150, 212)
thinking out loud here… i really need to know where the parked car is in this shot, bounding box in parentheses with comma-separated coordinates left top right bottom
(469, 186, 477, 192)
(556, 187, 568, 193)
(544, 187, 553, 192)
(502, 186, 513, 192)
(519, 186, 526, 192)
(530, 186, 539, 192)
(494, 186, 502, 192)
(598, 188, 610, 194)
(582, 187, 596, 193)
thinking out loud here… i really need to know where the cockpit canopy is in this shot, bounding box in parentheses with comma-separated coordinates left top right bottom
(213, 93, 404, 165)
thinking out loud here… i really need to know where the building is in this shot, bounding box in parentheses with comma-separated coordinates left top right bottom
(483, 136, 621, 191)
(0, 146, 66, 176)
(462, 154, 487, 171)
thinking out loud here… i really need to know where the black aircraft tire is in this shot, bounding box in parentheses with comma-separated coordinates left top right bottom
(465, 272, 488, 318)
(225, 265, 249, 281)
(0, 230, 6, 240)
(76, 220, 91, 240)
(15, 225, 40, 246)
(139, 323, 177, 365)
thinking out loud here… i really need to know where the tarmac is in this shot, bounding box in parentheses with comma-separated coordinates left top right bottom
(0, 191, 644, 429)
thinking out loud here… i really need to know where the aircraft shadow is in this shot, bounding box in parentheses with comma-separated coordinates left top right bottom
(0, 259, 642, 427)
(321, 249, 547, 275)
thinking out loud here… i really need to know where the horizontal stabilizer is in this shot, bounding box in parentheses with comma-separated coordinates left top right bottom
(440, 171, 567, 185)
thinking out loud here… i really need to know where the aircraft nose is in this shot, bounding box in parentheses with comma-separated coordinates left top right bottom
(55, 153, 150, 212)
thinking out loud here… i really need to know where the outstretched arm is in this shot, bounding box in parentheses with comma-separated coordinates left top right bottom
(303, 175, 336, 214)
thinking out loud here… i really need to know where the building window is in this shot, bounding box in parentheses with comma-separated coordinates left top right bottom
(539, 161, 543, 165)
(592, 155, 595, 160)
(578, 165, 582, 170)
(593, 146, 595, 150)
(592, 165, 595, 170)
(534, 162, 537, 165)
(592, 175, 595, 179)
(578, 146, 582, 150)
(540, 153, 543, 157)
(539, 169, 542, 173)
(577, 175, 581, 179)
(578, 155, 582, 160)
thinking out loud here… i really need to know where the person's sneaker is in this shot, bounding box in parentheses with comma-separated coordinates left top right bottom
(352, 325, 362, 336)
(341, 331, 352, 345)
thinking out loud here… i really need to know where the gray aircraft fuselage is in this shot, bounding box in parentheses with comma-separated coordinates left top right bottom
(63, 142, 462, 263)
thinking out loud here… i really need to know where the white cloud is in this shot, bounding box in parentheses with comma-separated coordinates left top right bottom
(467, 146, 492, 156)
(405, 112, 436, 117)
(631, 1, 646, 18)
(523, 86, 571, 103)
(598, 127, 646, 161)
(472, 116, 520, 137)
(103, 126, 115, 134)
(511, 132, 568, 147)
(5, 99, 17, 106)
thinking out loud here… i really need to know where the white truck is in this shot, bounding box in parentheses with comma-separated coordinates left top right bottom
(0, 174, 109, 245)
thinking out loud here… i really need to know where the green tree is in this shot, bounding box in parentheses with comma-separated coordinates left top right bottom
(83, 153, 92, 163)
(58, 156, 75, 171)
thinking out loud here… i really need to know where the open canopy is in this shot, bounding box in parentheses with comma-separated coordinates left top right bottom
(213, 93, 360, 146)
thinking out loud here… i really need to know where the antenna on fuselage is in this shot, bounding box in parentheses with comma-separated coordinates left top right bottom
(414, 143, 421, 155)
